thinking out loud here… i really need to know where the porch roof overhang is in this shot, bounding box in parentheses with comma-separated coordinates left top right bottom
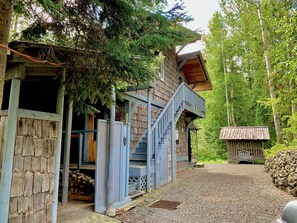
(177, 51, 212, 91)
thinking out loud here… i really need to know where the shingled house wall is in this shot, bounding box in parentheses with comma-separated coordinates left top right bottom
(0, 116, 8, 181)
(129, 50, 189, 170)
(130, 50, 185, 147)
(8, 118, 57, 223)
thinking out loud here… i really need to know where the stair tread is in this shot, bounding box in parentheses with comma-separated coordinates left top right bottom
(129, 190, 145, 199)
(130, 158, 146, 161)
(129, 164, 146, 167)
(132, 151, 147, 154)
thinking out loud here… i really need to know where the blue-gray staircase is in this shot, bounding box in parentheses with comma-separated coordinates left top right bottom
(128, 82, 205, 193)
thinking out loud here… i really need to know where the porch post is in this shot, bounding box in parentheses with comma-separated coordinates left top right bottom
(106, 86, 116, 216)
(0, 79, 21, 222)
(52, 70, 65, 223)
(146, 87, 152, 192)
(196, 130, 199, 161)
(171, 103, 176, 182)
(83, 117, 89, 162)
(62, 100, 73, 203)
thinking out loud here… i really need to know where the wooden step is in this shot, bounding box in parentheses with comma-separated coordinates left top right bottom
(131, 153, 147, 160)
(129, 190, 145, 199)
(129, 182, 137, 194)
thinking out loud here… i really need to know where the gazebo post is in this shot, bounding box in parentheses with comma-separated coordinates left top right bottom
(196, 130, 198, 161)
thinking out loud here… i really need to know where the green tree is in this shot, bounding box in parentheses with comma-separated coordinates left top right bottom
(0, 0, 13, 110)
(1, 0, 197, 114)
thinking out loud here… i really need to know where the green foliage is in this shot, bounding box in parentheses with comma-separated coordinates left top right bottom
(198, 159, 226, 164)
(264, 144, 297, 158)
(13, 0, 197, 115)
(197, 0, 296, 160)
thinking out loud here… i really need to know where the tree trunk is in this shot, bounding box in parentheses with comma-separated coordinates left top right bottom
(0, 0, 13, 110)
(230, 87, 236, 126)
(221, 43, 231, 126)
(257, 0, 282, 142)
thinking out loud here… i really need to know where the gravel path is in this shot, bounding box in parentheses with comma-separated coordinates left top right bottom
(116, 164, 295, 223)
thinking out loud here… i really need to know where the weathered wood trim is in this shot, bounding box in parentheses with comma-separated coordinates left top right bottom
(5, 63, 26, 80)
(0, 79, 20, 221)
(176, 59, 188, 71)
(146, 88, 152, 193)
(171, 102, 176, 182)
(52, 70, 65, 223)
(123, 92, 165, 109)
(16, 108, 60, 121)
(107, 87, 116, 216)
(62, 100, 73, 203)
(0, 110, 8, 116)
(184, 104, 205, 118)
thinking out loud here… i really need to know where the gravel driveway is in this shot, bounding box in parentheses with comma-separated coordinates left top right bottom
(116, 164, 295, 223)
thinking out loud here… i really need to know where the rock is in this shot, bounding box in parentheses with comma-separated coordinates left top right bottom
(194, 163, 205, 168)
(265, 150, 297, 197)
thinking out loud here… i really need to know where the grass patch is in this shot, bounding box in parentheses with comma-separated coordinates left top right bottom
(198, 159, 227, 164)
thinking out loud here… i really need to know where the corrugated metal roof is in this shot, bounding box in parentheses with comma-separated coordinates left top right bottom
(219, 126, 270, 140)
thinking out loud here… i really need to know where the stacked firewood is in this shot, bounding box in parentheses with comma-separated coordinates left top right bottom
(60, 170, 95, 195)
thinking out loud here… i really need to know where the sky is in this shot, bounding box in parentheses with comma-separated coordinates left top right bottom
(166, 0, 221, 52)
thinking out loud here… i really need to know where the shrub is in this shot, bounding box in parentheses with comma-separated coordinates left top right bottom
(264, 144, 297, 158)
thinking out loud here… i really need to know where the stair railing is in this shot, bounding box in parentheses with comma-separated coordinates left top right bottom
(146, 82, 205, 190)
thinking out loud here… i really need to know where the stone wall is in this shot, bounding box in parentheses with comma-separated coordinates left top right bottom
(265, 150, 297, 197)
(9, 118, 58, 223)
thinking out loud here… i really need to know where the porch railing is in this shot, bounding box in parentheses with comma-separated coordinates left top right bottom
(62, 129, 97, 169)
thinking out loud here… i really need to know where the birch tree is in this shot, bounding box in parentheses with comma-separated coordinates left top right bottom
(256, 0, 282, 142)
